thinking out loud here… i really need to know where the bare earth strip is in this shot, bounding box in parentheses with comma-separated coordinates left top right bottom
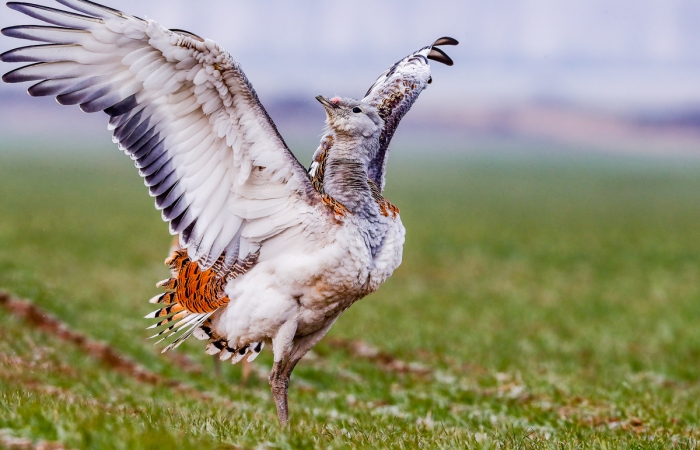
(0, 290, 226, 406)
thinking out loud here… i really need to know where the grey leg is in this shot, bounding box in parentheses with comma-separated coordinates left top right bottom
(269, 320, 298, 426)
(268, 316, 339, 426)
(269, 357, 299, 425)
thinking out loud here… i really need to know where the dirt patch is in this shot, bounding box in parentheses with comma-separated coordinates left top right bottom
(0, 429, 65, 450)
(0, 291, 168, 385)
(0, 291, 225, 405)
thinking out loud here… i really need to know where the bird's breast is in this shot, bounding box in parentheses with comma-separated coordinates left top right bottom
(216, 214, 406, 342)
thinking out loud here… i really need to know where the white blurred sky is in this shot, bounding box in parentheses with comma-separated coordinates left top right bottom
(1, 0, 700, 112)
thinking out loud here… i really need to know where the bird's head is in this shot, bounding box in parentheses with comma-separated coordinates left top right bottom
(315, 95, 383, 138)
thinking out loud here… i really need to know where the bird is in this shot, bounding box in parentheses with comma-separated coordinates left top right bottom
(0, 0, 457, 425)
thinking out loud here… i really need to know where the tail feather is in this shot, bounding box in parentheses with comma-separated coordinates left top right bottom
(231, 345, 249, 364)
(247, 342, 264, 362)
(203, 334, 262, 366)
(218, 348, 233, 361)
(156, 278, 177, 289)
(151, 312, 207, 347)
(144, 303, 185, 319)
(149, 291, 176, 305)
(162, 312, 213, 352)
(146, 310, 188, 329)
(145, 248, 230, 352)
(145, 244, 261, 356)
(148, 311, 194, 340)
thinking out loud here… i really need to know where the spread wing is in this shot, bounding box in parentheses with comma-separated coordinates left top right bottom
(1, 0, 320, 271)
(363, 37, 458, 191)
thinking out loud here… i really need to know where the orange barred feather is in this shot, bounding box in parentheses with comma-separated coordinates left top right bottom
(368, 179, 400, 218)
(146, 241, 260, 352)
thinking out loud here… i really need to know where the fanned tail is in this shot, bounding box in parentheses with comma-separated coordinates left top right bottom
(144, 244, 261, 355)
(144, 248, 230, 352)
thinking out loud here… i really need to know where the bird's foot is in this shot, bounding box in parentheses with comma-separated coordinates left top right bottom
(269, 369, 290, 426)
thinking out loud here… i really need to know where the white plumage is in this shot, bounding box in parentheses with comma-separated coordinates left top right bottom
(0, 0, 457, 425)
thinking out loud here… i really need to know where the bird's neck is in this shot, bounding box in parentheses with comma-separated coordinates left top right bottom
(319, 134, 377, 215)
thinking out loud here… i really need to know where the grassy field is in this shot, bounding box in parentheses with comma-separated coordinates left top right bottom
(1, 144, 700, 449)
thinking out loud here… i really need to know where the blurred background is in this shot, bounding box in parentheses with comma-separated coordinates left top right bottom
(1, 0, 699, 158)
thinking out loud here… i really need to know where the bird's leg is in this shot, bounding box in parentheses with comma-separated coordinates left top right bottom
(269, 357, 297, 425)
(268, 316, 340, 426)
(269, 320, 298, 426)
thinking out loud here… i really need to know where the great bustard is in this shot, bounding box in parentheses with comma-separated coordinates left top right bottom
(0, 0, 457, 425)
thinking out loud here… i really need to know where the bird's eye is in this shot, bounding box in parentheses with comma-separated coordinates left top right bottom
(427, 76, 433, 84)
(352, 107, 362, 114)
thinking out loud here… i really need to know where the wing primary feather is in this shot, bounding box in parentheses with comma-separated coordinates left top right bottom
(113, 109, 144, 142)
(4, 61, 123, 84)
(104, 94, 138, 116)
(57, 82, 112, 105)
(130, 133, 162, 160)
(80, 83, 140, 112)
(139, 151, 170, 177)
(161, 193, 187, 218)
(121, 116, 155, 149)
(27, 78, 76, 96)
(0, 43, 117, 64)
(136, 142, 168, 171)
(1, 25, 90, 44)
(149, 170, 178, 196)
(142, 156, 173, 183)
(56, 72, 134, 105)
(156, 186, 182, 210)
(55, 0, 130, 19)
(169, 207, 191, 232)
(432, 36, 459, 47)
(181, 219, 197, 244)
(427, 47, 454, 66)
(6, 2, 103, 29)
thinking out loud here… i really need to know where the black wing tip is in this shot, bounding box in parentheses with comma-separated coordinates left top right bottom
(2, 24, 36, 34)
(56, 0, 120, 15)
(432, 36, 459, 47)
(7, 2, 48, 10)
(0, 26, 14, 37)
(427, 37, 458, 66)
(6, 1, 107, 22)
(427, 47, 454, 66)
(2, 24, 75, 38)
(1, 70, 17, 83)
(0, 43, 75, 63)
(104, 94, 138, 116)
(2, 62, 42, 83)
(0, 47, 17, 63)
(6, 1, 25, 11)
(181, 219, 197, 244)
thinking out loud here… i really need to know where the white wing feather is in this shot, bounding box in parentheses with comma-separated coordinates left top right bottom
(1, 0, 321, 270)
(362, 37, 457, 191)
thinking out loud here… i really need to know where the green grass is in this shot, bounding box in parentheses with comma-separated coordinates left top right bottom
(1, 144, 700, 448)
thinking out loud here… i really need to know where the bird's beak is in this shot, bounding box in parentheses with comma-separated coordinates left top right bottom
(315, 95, 338, 111)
